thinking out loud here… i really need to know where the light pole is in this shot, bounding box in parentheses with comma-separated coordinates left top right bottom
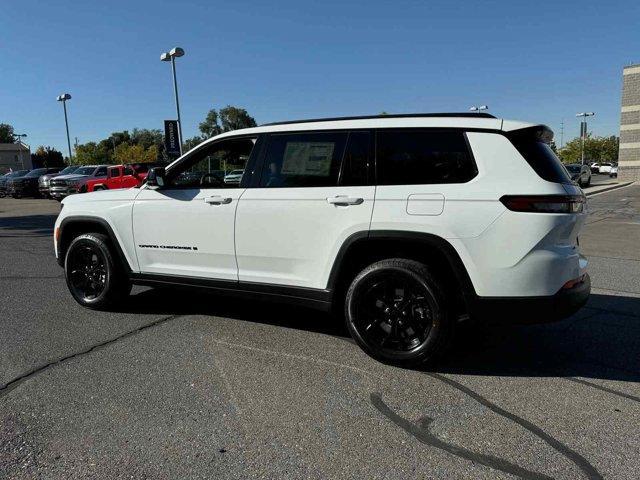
(161, 47, 185, 156)
(13, 133, 27, 169)
(576, 112, 595, 165)
(469, 105, 489, 114)
(57, 94, 73, 162)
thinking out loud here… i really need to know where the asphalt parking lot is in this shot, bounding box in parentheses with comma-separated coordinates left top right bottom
(1, 184, 639, 479)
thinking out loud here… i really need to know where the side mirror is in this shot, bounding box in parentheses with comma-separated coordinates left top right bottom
(146, 167, 166, 188)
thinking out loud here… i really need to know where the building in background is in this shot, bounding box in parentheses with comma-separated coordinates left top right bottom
(0, 142, 32, 174)
(619, 63, 640, 182)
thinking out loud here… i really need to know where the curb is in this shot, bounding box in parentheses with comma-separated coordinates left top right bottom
(585, 182, 634, 197)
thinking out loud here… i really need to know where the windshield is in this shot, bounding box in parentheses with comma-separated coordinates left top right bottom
(25, 169, 47, 178)
(59, 166, 78, 175)
(7, 170, 28, 178)
(74, 167, 96, 175)
(566, 165, 581, 173)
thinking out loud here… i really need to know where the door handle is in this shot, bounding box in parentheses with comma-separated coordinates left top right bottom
(327, 195, 364, 206)
(204, 196, 232, 205)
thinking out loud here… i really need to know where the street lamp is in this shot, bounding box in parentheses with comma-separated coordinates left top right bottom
(576, 112, 595, 165)
(469, 105, 489, 113)
(56, 93, 73, 162)
(13, 133, 27, 168)
(160, 46, 185, 156)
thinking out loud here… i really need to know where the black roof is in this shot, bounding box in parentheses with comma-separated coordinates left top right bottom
(262, 112, 496, 126)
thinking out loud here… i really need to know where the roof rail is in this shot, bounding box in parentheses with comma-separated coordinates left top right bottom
(262, 112, 496, 126)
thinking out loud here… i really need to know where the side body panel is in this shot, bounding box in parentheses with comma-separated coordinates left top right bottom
(55, 188, 141, 271)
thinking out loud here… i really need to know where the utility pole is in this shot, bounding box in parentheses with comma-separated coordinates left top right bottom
(160, 47, 185, 156)
(576, 112, 595, 165)
(56, 94, 73, 162)
(560, 119, 564, 149)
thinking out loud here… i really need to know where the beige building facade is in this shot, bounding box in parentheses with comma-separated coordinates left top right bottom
(619, 63, 640, 182)
(0, 142, 32, 174)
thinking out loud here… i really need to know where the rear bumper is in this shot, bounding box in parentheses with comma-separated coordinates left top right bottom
(472, 273, 590, 324)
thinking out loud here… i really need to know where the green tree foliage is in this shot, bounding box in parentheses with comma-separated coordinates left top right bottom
(183, 136, 204, 153)
(74, 128, 165, 165)
(113, 143, 158, 164)
(74, 142, 110, 165)
(558, 134, 619, 164)
(31, 146, 64, 168)
(0, 123, 16, 143)
(198, 105, 257, 138)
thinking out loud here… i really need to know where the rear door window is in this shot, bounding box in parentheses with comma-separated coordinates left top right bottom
(339, 131, 370, 186)
(376, 129, 477, 185)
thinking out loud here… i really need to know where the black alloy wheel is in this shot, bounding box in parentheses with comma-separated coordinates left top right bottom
(67, 244, 108, 302)
(345, 258, 453, 367)
(64, 233, 131, 309)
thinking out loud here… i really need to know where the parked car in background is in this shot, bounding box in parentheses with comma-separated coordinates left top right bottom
(0, 170, 29, 198)
(50, 165, 108, 200)
(224, 169, 244, 185)
(590, 162, 600, 174)
(565, 163, 591, 187)
(85, 164, 148, 192)
(38, 165, 80, 197)
(610, 165, 618, 178)
(6, 168, 62, 198)
(598, 163, 613, 174)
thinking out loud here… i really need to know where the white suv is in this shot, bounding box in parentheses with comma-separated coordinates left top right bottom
(54, 113, 590, 367)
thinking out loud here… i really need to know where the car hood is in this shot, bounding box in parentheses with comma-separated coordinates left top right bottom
(61, 186, 141, 205)
(41, 172, 64, 181)
(56, 174, 90, 182)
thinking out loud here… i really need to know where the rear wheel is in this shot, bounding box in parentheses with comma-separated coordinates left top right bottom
(345, 258, 454, 367)
(64, 233, 131, 310)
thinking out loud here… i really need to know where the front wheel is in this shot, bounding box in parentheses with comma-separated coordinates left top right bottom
(345, 258, 454, 368)
(64, 233, 131, 310)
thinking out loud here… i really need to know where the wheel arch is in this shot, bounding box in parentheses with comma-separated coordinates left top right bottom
(57, 216, 132, 272)
(327, 230, 477, 312)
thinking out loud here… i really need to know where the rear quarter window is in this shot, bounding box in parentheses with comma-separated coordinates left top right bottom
(508, 128, 572, 184)
(376, 129, 477, 185)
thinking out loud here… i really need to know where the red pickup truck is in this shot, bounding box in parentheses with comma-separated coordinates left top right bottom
(84, 164, 150, 192)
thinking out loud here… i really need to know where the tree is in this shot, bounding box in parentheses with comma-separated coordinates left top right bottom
(113, 143, 157, 164)
(558, 134, 619, 164)
(75, 142, 110, 165)
(183, 135, 204, 153)
(198, 105, 257, 138)
(0, 123, 16, 143)
(31, 146, 64, 168)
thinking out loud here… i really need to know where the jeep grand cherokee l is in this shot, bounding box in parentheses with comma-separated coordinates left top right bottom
(54, 113, 590, 367)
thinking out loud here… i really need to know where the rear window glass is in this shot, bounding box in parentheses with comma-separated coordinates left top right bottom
(509, 129, 572, 184)
(376, 129, 477, 185)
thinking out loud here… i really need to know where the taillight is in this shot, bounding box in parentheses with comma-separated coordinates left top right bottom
(500, 195, 585, 214)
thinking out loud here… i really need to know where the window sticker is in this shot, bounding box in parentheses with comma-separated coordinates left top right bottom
(281, 142, 335, 176)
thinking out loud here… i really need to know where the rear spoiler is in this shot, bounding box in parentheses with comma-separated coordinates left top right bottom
(504, 124, 554, 145)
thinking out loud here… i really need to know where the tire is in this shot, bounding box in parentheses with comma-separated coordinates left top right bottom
(64, 233, 131, 310)
(345, 258, 454, 368)
(584, 177, 590, 187)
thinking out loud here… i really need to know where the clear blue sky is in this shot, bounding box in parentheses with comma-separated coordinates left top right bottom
(3, 0, 639, 154)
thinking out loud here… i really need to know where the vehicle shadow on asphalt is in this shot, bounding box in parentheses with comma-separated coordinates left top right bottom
(122, 288, 639, 383)
(0, 214, 57, 236)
